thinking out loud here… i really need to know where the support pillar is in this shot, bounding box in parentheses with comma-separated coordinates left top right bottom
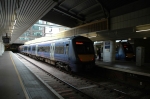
(103, 40, 116, 62)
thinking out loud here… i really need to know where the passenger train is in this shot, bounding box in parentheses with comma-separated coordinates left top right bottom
(115, 42, 135, 61)
(19, 36, 95, 72)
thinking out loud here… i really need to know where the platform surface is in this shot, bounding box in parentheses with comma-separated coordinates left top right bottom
(96, 60, 150, 77)
(0, 51, 26, 99)
(0, 51, 61, 99)
(1, 51, 150, 99)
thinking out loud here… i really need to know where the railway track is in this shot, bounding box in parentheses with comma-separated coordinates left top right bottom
(15, 53, 149, 99)
(16, 53, 93, 99)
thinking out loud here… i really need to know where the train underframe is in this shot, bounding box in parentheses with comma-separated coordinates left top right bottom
(20, 52, 95, 72)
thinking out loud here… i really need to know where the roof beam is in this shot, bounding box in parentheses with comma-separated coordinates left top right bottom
(77, 3, 100, 16)
(58, 0, 66, 7)
(68, 0, 87, 12)
(53, 7, 85, 22)
(95, 0, 109, 18)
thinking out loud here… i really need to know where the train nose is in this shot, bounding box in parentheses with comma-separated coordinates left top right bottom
(78, 55, 95, 62)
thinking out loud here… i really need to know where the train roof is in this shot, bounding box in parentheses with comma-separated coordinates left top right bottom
(24, 36, 91, 45)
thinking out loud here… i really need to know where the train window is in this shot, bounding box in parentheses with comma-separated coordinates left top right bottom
(39, 46, 46, 52)
(32, 46, 36, 51)
(24, 46, 27, 51)
(42, 47, 45, 52)
(37, 47, 40, 52)
(47, 46, 50, 52)
(38, 46, 44, 52)
(55, 46, 64, 54)
(75, 42, 93, 54)
(65, 44, 69, 54)
(55, 46, 58, 54)
(43, 46, 50, 52)
(28, 46, 30, 51)
(55, 46, 60, 54)
(61, 46, 64, 54)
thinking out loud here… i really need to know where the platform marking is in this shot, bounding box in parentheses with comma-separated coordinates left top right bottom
(9, 52, 30, 99)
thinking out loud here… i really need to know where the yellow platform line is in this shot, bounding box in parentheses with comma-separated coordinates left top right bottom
(9, 52, 30, 99)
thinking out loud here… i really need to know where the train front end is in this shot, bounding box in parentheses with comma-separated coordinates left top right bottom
(72, 36, 96, 72)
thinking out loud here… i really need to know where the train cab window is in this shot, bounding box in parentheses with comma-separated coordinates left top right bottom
(75, 42, 93, 54)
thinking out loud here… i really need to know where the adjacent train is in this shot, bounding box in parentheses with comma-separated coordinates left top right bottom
(19, 36, 95, 72)
(115, 42, 135, 61)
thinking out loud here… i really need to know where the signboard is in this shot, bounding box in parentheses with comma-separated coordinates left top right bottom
(2, 37, 10, 43)
(105, 41, 110, 49)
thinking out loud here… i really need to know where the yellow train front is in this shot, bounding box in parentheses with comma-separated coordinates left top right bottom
(115, 42, 135, 61)
(69, 36, 96, 72)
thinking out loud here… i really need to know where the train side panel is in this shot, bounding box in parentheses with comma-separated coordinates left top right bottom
(54, 40, 70, 63)
(31, 44, 36, 56)
(36, 42, 50, 60)
(19, 36, 95, 72)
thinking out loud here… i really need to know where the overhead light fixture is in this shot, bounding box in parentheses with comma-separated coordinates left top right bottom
(136, 29, 150, 32)
(136, 24, 150, 32)
(143, 37, 147, 39)
(12, 26, 14, 29)
(14, 20, 17, 25)
(116, 40, 127, 42)
(88, 36, 96, 38)
(128, 38, 131, 40)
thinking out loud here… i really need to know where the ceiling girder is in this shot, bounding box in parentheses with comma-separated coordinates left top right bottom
(53, 7, 84, 22)
(77, 3, 100, 16)
(68, 0, 88, 13)
(0, 0, 58, 44)
(96, 0, 109, 18)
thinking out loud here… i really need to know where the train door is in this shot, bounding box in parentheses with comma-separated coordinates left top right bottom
(64, 41, 70, 62)
(50, 42, 55, 60)
(35, 44, 38, 56)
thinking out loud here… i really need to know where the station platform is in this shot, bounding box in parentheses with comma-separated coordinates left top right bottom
(1, 51, 150, 99)
(0, 51, 62, 99)
(95, 59, 150, 77)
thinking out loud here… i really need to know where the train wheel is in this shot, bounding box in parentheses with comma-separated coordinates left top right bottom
(65, 65, 72, 73)
(56, 62, 59, 68)
(56, 62, 62, 70)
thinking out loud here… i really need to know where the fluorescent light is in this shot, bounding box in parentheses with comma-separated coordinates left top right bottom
(136, 29, 150, 32)
(88, 36, 96, 38)
(128, 38, 131, 40)
(116, 40, 127, 42)
(14, 20, 16, 25)
(143, 37, 147, 39)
